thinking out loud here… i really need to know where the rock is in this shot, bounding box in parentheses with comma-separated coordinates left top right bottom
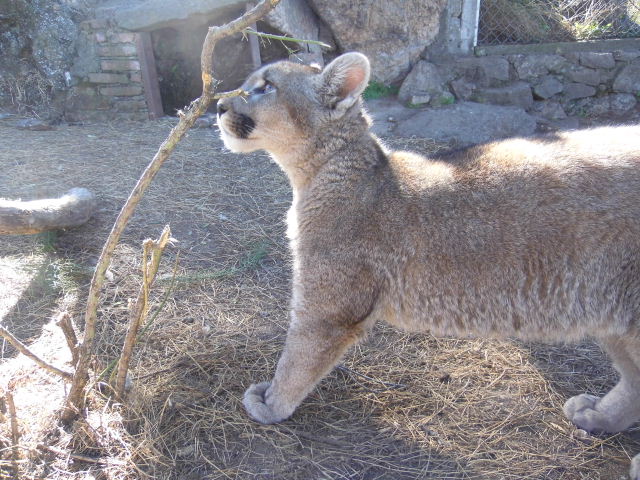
(511, 54, 567, 80)
(450, 56, 510, 87)
(552, 117, 581, 131)
(613, 50, 640, 62)
(0, 0, 82, 117)
(533, 76, 563, 99)
(266, 0, 324, 58)
(101, 0, 243, 30)
(410, 94, 431, 106)
(579, 52, 615, 69)
(13, 118, 55, 131)
(568, 97, 610, 117)
(450, 78, 475, 100)
(365, 97, 421, 136)
(309, 0, 448, 84)
(563, 83, 596, 100)
(612, 61, 640, 93)
(398, 61, 445, 104)
(394, 102, 537, 147)
(472, 82, 533, 110)
(566, 67, 600, 86)
(533, 101, 567, 120)
(610, 93, 637, 116)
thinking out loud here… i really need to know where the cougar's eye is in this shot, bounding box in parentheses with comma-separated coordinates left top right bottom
(252, 80, 275, 95)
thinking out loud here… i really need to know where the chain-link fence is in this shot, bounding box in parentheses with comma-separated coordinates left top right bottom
(478, 0, 640, 45)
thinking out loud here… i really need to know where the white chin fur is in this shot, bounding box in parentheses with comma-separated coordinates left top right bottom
(219, 128, 259, 153)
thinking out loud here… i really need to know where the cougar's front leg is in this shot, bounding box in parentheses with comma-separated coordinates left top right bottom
(243, 314, 370, 424)
(243, 261, 379, 424)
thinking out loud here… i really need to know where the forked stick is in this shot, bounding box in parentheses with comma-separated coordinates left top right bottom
(61, 0, 282, 423)
(114, 226, 172, 398)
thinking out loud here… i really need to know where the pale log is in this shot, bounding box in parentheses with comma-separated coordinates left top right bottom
(0, 188, 96, 235)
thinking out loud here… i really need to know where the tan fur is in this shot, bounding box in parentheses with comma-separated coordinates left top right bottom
(217, 53, 640, 477)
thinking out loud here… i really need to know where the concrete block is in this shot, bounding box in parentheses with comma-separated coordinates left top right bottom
(99, 85, 143, 96)
(101, 59, 140, 71)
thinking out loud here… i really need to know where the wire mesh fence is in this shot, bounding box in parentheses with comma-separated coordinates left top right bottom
(478, 0, 640, 45)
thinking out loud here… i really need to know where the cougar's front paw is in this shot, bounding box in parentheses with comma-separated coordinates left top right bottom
(243, 382, 292, 424)
(563, 394, 621, 433)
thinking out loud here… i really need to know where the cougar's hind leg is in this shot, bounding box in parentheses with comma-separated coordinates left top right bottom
(564, 334, 640, 433)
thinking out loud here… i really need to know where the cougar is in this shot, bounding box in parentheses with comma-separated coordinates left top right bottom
(217, 52, 640, 478)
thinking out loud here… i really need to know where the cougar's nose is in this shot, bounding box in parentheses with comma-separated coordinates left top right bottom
(216, 101, 229, 116)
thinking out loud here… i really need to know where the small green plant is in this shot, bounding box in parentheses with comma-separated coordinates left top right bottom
(36, 230, 58, 253)
(438, 94, 456, 106)
(167, 240, 270, 285)
(573, 21, 613, 40)
(363, 82, 399, 100)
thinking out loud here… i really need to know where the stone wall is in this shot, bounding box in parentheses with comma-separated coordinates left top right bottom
(65, 19, 151, 123)
(400, 41, 640, 127)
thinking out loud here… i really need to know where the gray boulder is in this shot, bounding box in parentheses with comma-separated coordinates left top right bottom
(579, 52, 615, 69)
(266, 0, 325, 60)
(99, 0, 243, 30)
(308, 0, 447, 84)
(610, 93, 638, 116)
(472, 82, 533, 109)
(563, 83, 596, 100)
(613, 61, 640, 94)
(511, 54, 567, 80)
(533, 76, 563, 99)
(394, 102, 537, 147)
(0, 0, 80, 91)
(441, 56, 510, 88)
(398, 61, 445, 104)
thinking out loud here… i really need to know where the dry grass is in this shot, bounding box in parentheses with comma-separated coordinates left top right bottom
(479, 0, 640, 45)
(0, 70, 55, 118)
(0, 117, 638, 479)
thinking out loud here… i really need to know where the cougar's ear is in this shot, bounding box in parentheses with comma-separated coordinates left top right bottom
(320, 52, 371, 117)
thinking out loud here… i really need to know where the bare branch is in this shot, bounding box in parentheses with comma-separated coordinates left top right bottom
(114, 226, 172, 398)
(6, 389, 19, 473)
(61, 0, 282, 423)
(55, 312, 79, 366)
(0, 326, 73, 380)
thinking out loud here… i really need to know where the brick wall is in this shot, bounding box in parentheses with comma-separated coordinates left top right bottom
(65, 19, 153, 123)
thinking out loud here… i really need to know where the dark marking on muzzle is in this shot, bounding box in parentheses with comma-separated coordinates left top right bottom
(232, 113, 255, 139)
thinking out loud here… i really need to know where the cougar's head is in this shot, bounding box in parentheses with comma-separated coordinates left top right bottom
(216, 52, 371, 158)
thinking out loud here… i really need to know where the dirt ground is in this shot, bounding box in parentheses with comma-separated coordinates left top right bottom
(0, 117, 639, 480)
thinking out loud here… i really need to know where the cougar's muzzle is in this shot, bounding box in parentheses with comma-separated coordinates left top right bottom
(217, 100, 256, 139)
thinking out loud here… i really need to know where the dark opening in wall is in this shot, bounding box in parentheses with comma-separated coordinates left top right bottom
(151, 14, 290, 115)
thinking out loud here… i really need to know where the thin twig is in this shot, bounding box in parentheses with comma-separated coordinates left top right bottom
(114, 226, 172, 398)
(243, 28, 331, 49)
(55, 312, 79, 366)
(61, 0, 282, 423)
(5, 389, 19, 474)
(0, 326, 73, 380)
